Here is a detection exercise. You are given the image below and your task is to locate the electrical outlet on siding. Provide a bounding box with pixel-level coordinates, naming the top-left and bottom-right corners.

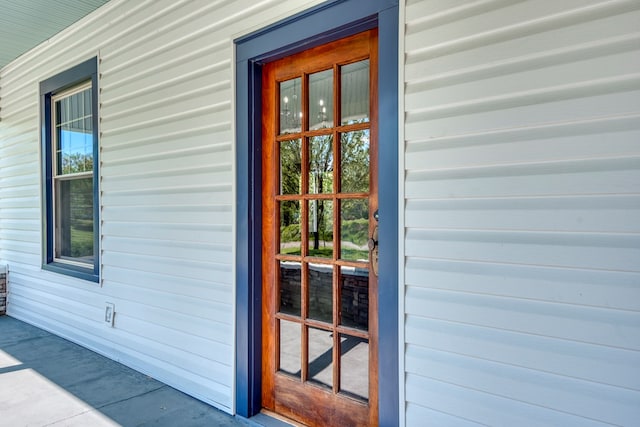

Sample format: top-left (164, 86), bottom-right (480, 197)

top-left (104, 302), bottom-right (115, 327)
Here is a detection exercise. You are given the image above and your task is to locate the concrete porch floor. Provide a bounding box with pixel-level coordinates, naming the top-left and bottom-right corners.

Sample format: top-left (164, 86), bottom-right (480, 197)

top-left (0, 316), bottom-right (281, 427)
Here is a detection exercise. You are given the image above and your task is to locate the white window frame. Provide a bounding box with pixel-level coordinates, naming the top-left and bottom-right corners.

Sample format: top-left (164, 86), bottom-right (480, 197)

top-left (51, 82), bottom-right (95, 267)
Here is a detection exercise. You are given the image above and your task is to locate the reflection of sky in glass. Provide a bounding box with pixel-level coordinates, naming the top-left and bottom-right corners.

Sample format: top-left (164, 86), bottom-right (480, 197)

top-left (55, 88), bottom-right (93, 175)
top-left (57, 129), bottom-right (93, 175)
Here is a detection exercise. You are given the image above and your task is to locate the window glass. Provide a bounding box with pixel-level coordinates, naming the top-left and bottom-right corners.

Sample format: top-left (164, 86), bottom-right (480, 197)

top-left (280, 201), bottom-right (301, 255)
top-left (308, 199), bottom-right (333, 259)
top-left (339, 334), bottom-right (368, 401)
top-left (52, 84), bottom-right (95, 268)
top-left (279, 139), bottom-right (302, 195)
top-left (341, 60), bottom-right (369, 125)
top-left (308, 262), bottom-right (333, 323)
top-left (55, 88), bottom-right (93, 176)
top-left (309, 69), bottom-right (333, 130)
top-left (279, 319), bottom-right (301, 378)
top-left (55, 177), bottom-right (94, 263)
top-left (339, 200), bottom-right (368, 262)
top-left (340, 130), bottom-right (369, 193)
top-left (309, 135), bottom-right (334, 195)
top-left (279, 261), bottom-right (301, 316)
top-left (280, 78), bottom-right (302, 134)
top-left (308, 327), bottom-right (333, 389)
top-left (41, 58), bottom-right (98, 281)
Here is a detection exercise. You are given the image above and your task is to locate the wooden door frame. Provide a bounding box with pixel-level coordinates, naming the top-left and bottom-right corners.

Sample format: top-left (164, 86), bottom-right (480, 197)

top-left (234, 1), bottom-right (399, 425)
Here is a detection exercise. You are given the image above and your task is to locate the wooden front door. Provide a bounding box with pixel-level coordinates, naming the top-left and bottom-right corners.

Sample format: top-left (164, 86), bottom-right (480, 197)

top-left (261, 30), bottom-right (379, 426)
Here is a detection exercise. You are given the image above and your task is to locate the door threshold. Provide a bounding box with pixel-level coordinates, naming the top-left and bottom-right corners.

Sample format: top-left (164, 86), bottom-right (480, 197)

top-left (248, 410), bottom-right (306, 427)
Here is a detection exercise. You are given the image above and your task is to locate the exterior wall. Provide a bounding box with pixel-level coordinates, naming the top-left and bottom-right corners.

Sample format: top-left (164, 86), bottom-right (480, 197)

top-left (0, 266), bottom-right (6, 315)
top-left (2, 0), bottom-right (640, 424)
top-left (403, 0), bottom-right (640, 425)
top-left (0, 0), bottom-right (321, 413)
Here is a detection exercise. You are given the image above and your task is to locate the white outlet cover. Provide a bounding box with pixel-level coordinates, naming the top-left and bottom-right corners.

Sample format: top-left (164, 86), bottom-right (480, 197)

top-left (105, 302), bottom-right (115, 326)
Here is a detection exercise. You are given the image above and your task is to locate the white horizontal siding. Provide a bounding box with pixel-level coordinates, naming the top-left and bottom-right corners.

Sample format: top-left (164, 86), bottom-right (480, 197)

top-left (0, 94), bottom-right (40, 269)
top-left (403, 0), bottom-right (640, 425)
top-left (0, 0), bottom-right (323, 414)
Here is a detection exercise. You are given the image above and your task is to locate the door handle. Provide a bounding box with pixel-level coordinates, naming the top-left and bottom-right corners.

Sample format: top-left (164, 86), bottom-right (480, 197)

top-left (369, 209), bottom-right (379, 276)
top-left (369, 226), bottom-right (379, 276)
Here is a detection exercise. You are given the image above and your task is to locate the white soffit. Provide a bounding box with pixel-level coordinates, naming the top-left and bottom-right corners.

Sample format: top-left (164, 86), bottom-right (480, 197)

top-left (0, 0), bottom-right (111, 70)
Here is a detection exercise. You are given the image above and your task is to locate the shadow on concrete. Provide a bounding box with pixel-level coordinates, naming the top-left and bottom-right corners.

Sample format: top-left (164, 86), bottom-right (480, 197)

top-left (0, 316), bottom-right (251, 427)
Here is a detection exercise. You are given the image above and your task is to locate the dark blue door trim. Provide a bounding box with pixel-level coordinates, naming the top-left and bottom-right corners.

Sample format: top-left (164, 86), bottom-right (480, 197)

top-left (235, 1), bottom-right (399, 424)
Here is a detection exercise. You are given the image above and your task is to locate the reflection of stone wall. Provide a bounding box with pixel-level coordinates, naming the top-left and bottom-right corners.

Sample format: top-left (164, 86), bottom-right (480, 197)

top-left (279, 263), bottom-right (368, 330)
top-left (0, 266), bottom-right (7, 315)
top-left (280, 263), bottom-right (301, 315)
top-left (308, 264), bottom-right (333, 323)
top-left (340, 268), bottom-right (369, 330)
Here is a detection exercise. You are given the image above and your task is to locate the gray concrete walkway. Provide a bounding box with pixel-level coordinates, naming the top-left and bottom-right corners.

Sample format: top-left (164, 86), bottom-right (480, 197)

top-left (0, 316), bottom-right (262, 427)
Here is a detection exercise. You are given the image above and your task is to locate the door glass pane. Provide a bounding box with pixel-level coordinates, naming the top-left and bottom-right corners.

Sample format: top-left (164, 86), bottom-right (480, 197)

top-left (308, 199), bottom-right (333, 259)
top-left (341, 60), bottom-right (369, 125)
top-left (340, 266), bottom-right (368, 331)
top-left (55, 177), bottom-right (94, 263)
top-left (309, 135), bottom-right (333, 194)
top-left (308, 327), bottom-right (333, 389)
top-left (280, 201), bottom-right (301, 255)
top-left (308, 263), bottom-right (333, 324)
top-left (280, 139), bottom-right (302, 195)
top-left (279, 319), bottom-right (301, 378)
top-left (279, 261), bottom-right (301, 317)
top-left (340, 130), bottom-right (369, 193)
top-left (309, 69), bottom-right (334, 130)
top-left (340, 199), bottom-right (368, 261)
top-left (280, 78), bottom-right (302, 134)
top-left (340, 334), bottom-right (368, 401)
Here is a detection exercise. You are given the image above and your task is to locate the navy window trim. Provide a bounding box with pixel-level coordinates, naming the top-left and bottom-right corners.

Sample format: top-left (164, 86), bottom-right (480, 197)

top-left (234, 1), bottom-right (399, 424)
top-left (40, 57), bottom-right (100, 283)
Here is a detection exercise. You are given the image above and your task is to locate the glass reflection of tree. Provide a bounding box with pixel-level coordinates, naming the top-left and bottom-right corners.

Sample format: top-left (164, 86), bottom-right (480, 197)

top-left (280, 141), bottom-right (302, 249)
top-left (65, 178), bottom-right (94, 258)
top-left (341, 130), bottom-right (369, 194)
top-left (279, 131), bottom-right (369, 254)
top-left (280, 140), bottom-right (302, 195)
top-left (341, 130), bottom-right (370, 260)
top-left (63, 152), bottom-right (93, 174)
top-left (310, 135), bottom-right (333, 251)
